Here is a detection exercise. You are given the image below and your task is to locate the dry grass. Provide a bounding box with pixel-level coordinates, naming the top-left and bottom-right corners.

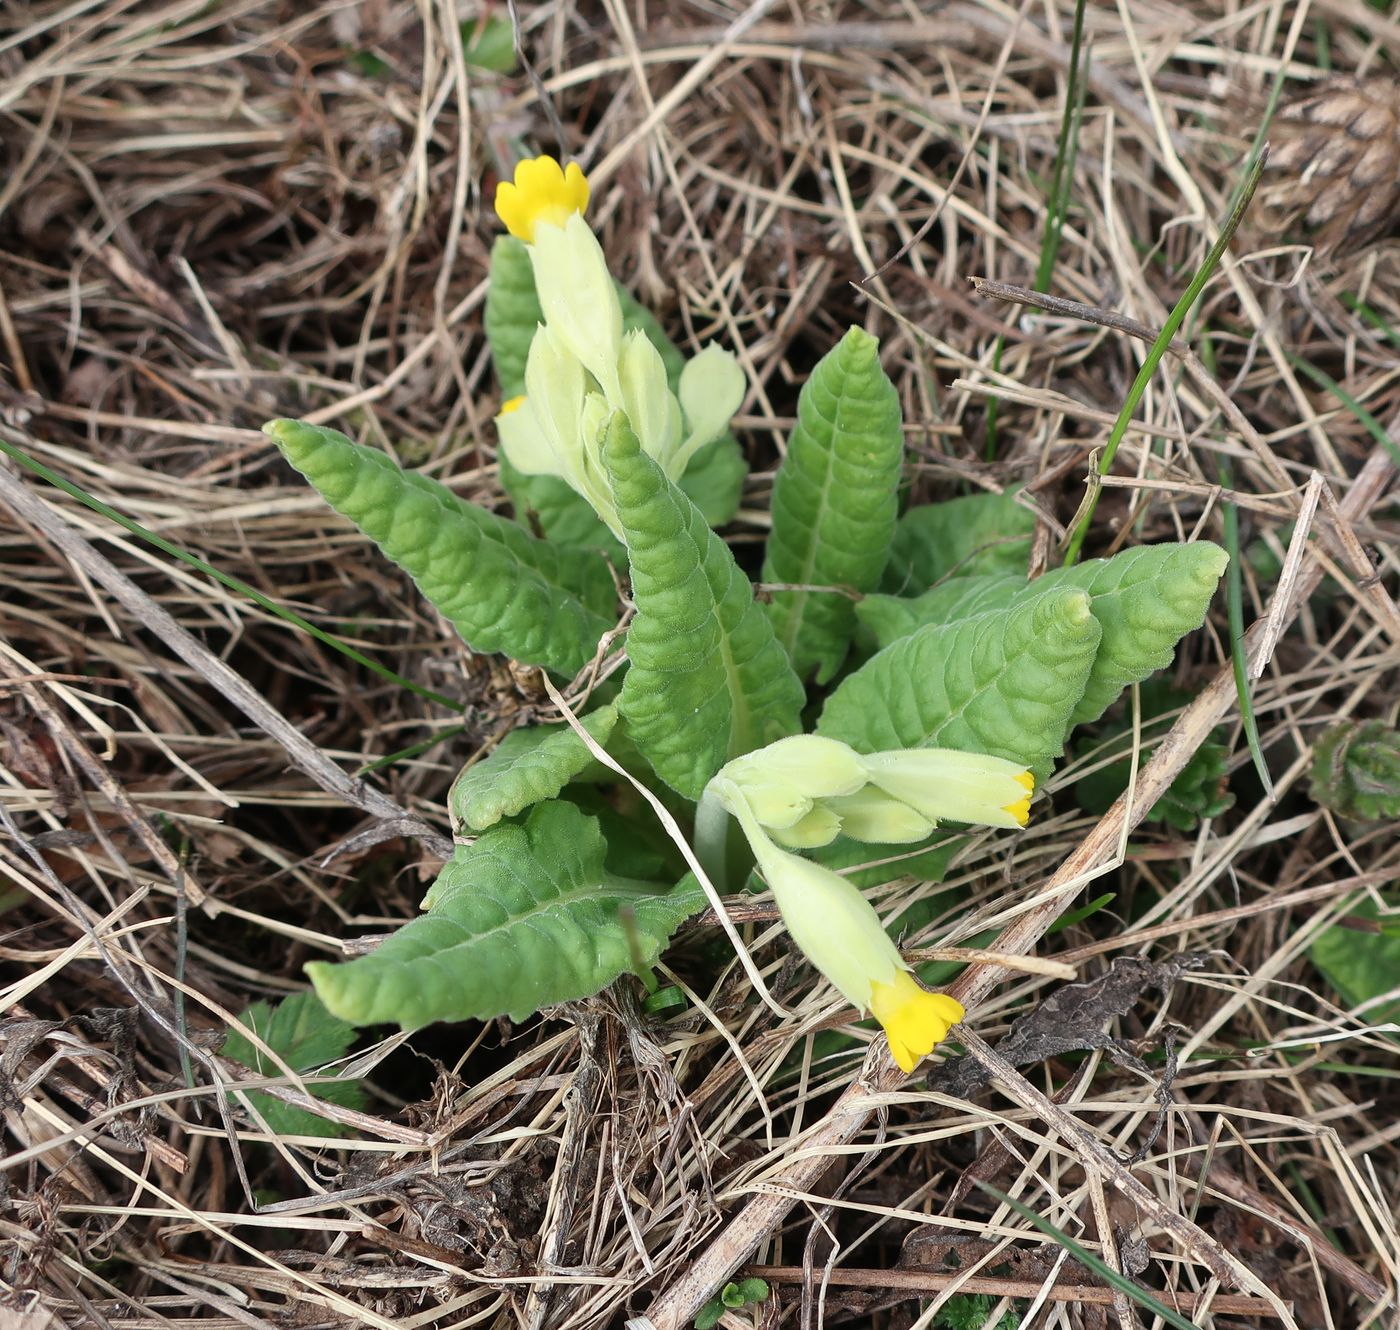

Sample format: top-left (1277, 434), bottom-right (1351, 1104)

top-left (2, 2), bottom-right (1398, 1328)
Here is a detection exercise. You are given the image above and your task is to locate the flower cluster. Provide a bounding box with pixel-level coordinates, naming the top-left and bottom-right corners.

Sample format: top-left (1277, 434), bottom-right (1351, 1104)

top-left (492, 156), bottom-right (745, 539)
top-left (703, 736), bottom-right (1035, 1072)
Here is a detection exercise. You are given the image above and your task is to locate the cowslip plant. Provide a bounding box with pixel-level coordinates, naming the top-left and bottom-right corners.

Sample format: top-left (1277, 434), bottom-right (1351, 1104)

top-left (265, 154), bottom-right (1230, 1068)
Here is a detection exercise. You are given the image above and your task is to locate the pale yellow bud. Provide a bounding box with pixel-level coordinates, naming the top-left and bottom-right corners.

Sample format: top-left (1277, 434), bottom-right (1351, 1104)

top-left (530, 213), bottom-right (624, 403)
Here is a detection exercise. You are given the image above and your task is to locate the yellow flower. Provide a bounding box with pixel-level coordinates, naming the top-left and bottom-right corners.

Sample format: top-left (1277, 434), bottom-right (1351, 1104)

top-left (859, 749), bottom-right (1035, 830)
top-left (494, 156), bottom-right (590, 244)
top-left (869, 971), bottom-right (964, 1073)
top-left (716, 786), bottom-right (964, 1072)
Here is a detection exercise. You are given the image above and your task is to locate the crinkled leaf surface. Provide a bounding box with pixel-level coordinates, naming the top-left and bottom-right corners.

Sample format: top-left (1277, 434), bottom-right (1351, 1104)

top-left (604, 415), bottom-right (804, 799)
top-left (1310, 895), bottom-right (1400, 1034)
top-left (762, 326), bottom-right (903, 682)
top-left (267, 419), bottom-right (614, 675)
top-left (449, 705), bottom-right (618, 831)
top-left (308, 802), bottom-right (704, 1029)
top-left (222, 992), bottom-right (364, 1137)
top-left (486, 236), bottom-right (746, 538)
top-left (858, 574), bottom-right (1017, 646)
top-left (484, 235), bottom-right (542, 398)
top-left (859, 542), bottom-right (1228, 726)
top-left (817, 587), bottom-right (1102, 778)
top-left (883, 489), bottom-right (1036, 593)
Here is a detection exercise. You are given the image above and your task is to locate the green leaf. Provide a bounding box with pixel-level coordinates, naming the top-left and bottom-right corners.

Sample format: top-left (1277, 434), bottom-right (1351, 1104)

top-left (484, 235), bottom-right (541, 399)
top-left (694, 1299), bottom-right (725, 1330)
top-left (266, 419), bottom-right (615, 676)
top-left (817, 588), bottom-right (1102, 779)
top-left (762, 327), bottom-right (904, 681)
top-left (604, 414), bottom-right (805, 799)
top-left (449, 706), bottom-right (618, 831)
top-left (883, 488), bottom-right (1036, 592)
top-left (1037, 542), bottom-right (1228, 726)
top-left (858, 574), bottom-right (1020, 647)
top-left (308, 802), bottom-right (704, 1029)
top-left (222, 992), bottom-right (364, 1137)
top-left (1310, 721), bottom-right (1400, 822)
top-left (1311, 895), bottom-right (1400, 1031)
top-left (860, 543), bottom-right (1229, 727)
top-left (460, 15), bottom-right (517, 72)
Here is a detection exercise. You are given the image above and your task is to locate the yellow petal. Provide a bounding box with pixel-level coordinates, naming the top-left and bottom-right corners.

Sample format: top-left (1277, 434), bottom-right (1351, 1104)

top-left (1001, 770), bottom-right (1035, 826)
top-left (868, 971), bottom-right (964, 1072)
top-left (494, 156), bottom-right (590, 243)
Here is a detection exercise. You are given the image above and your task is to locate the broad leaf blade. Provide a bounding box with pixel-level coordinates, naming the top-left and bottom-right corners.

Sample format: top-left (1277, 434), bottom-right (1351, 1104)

top-left (604, 414), bottom-right (805, 799)
top-left (483, 235), bottom-right (542, 398)
top-left (1310, 894), bottom-right (1400, 1032)
top-left (763, 326), bottom-right (904, 681)
top-left (857, 574), bottom-right (1019, 648)
top-left (817, 587), bottom-right (1102, 777)
top-left (449, 705), bottom-right (618, 831)
top-left (883, 489), bottom-right (1036, 593)
top-left (308, 802), bottom-right (704, 1029)
top-left (267, 420), bottom-right (615, 676)
top-left (223, 992), bottom-right (364, 1137)
top-left (858, 542), bottom-right (1229, 727)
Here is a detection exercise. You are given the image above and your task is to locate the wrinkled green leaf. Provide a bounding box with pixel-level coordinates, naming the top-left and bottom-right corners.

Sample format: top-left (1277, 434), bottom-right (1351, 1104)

top-left (223, 992), bottom-right (364, 1137)
top-left (1311, 895), bottom-right (1400, 1032)
top-left (860, 542), bottom-right (1229, 727)
top-left (266, 419), bottom-right (614, 676)
top-left (858, 573), bottom-right (1016, 646)
top-left (1311, 720), bottom-right (1400, 822)
top-left (604, 414), bottom-right (804, 798)
top-left (308, 802), bottom-right (704, 1029)
top-left (450, 706), bottom-right (618, 831)
top-left (762, 327), bottom-right (904, 681)
top-left (883, 488), bottom-right (1036, 592)
top-left (817, 588), bottom-right (1102, 778)
top-left (484, 235), bottom-right (542, 400)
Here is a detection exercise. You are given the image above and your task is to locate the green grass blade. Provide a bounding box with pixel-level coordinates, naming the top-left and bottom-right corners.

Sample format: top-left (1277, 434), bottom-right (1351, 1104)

top-left (976, 1182), bottom-right (1197, 1330)
top-left (1062, 154), bottom-right (1265, 565)
top-left (0, 435), bottom-right (460, 710)
top-left (1287, 355), bottom-right (1400, 467)
top-left (1218, 454), bottom-right (1273, 795)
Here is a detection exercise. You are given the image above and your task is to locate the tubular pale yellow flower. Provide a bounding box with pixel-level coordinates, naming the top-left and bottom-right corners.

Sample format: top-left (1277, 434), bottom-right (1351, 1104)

top-left (494, 156), bottom-right (589, 244)
top-left (717, 735), bottom-right (867, 831)
top-left (821, 786), bottom-right (934, 844)
top-left (618, 330), bottom-right (682, 464)
top-left (670, 343), bottom-right (746, 478)
top-left (859, 748), bottom-right (1035, 829)
top-left (716, 785), bottom-right (962, 1071)
top-left (491, 155), bottom-right (745, 520)
top-left (530, 213), bottom-right (624, 404)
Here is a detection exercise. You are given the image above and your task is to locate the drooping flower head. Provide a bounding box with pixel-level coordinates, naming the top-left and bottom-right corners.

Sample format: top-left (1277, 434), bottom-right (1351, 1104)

top-left (711, 775), bottom-right (965, 1072)
top-left (702, 735), bottom-right (1034, 1072)
top-left (490, 155), bottom-right (745, 539)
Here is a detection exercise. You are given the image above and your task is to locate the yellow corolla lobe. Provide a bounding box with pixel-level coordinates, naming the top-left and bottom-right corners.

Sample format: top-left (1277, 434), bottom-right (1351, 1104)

top-left (1002, 770), bottom-right (1035, 827)
top-left (869, 971), bottom-right (965, 1073)
top-left (494, 156), bottom-right (590, 243)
